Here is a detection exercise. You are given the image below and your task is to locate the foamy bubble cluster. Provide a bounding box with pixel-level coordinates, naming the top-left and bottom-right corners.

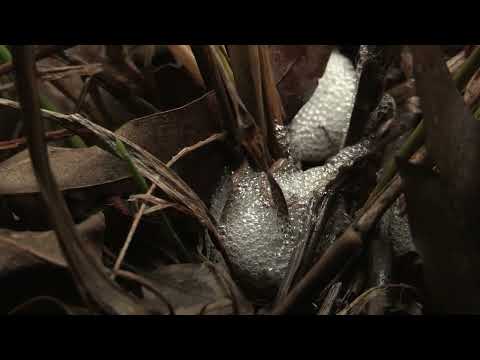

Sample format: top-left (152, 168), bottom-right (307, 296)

top-left (289, 49), bottom-right (359, 162)
top-left (218, 141), bottom-right (370, 295)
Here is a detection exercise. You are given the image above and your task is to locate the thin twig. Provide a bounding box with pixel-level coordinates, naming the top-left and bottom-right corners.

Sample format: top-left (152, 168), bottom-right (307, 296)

top-left (114, 136), bottom-right (191, 266)
top-left (111, 132), bottom-right (228, 278)
top-left (167, 132), bottom-right (226, 166)
top-left (111, 183), bottom-right (155, 279)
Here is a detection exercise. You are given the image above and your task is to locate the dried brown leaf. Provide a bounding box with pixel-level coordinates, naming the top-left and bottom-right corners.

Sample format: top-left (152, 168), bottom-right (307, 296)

top-left (0, 213), bottom-right (105, 272)
top-left (0, 146), bottom-right (129, 195)
top-left (142, 263), bottom-right (253, 315)
top-left (0, 95), bottom-right (232, 268)
top-left (0, 92), bottom-right (227, 204)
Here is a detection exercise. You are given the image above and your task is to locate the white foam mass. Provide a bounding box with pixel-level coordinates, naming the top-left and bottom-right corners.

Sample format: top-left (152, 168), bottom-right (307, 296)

top-left (289, 49), bottom-right (359, 162)
top-left (218, 141), bottom-right (370, 295)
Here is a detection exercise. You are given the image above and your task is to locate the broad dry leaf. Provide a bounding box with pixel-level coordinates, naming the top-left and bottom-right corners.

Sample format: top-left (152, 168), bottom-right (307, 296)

top-left (143, 263), bottom-right (253, 315)
top-left (0, 92), bottom-right (227, 203)
top-left (0, 146), bottom-right (129, 194)
top-left (0, 213), bottom-right (105, 273)
top-left (0, 96), bottom-right (230, 265)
